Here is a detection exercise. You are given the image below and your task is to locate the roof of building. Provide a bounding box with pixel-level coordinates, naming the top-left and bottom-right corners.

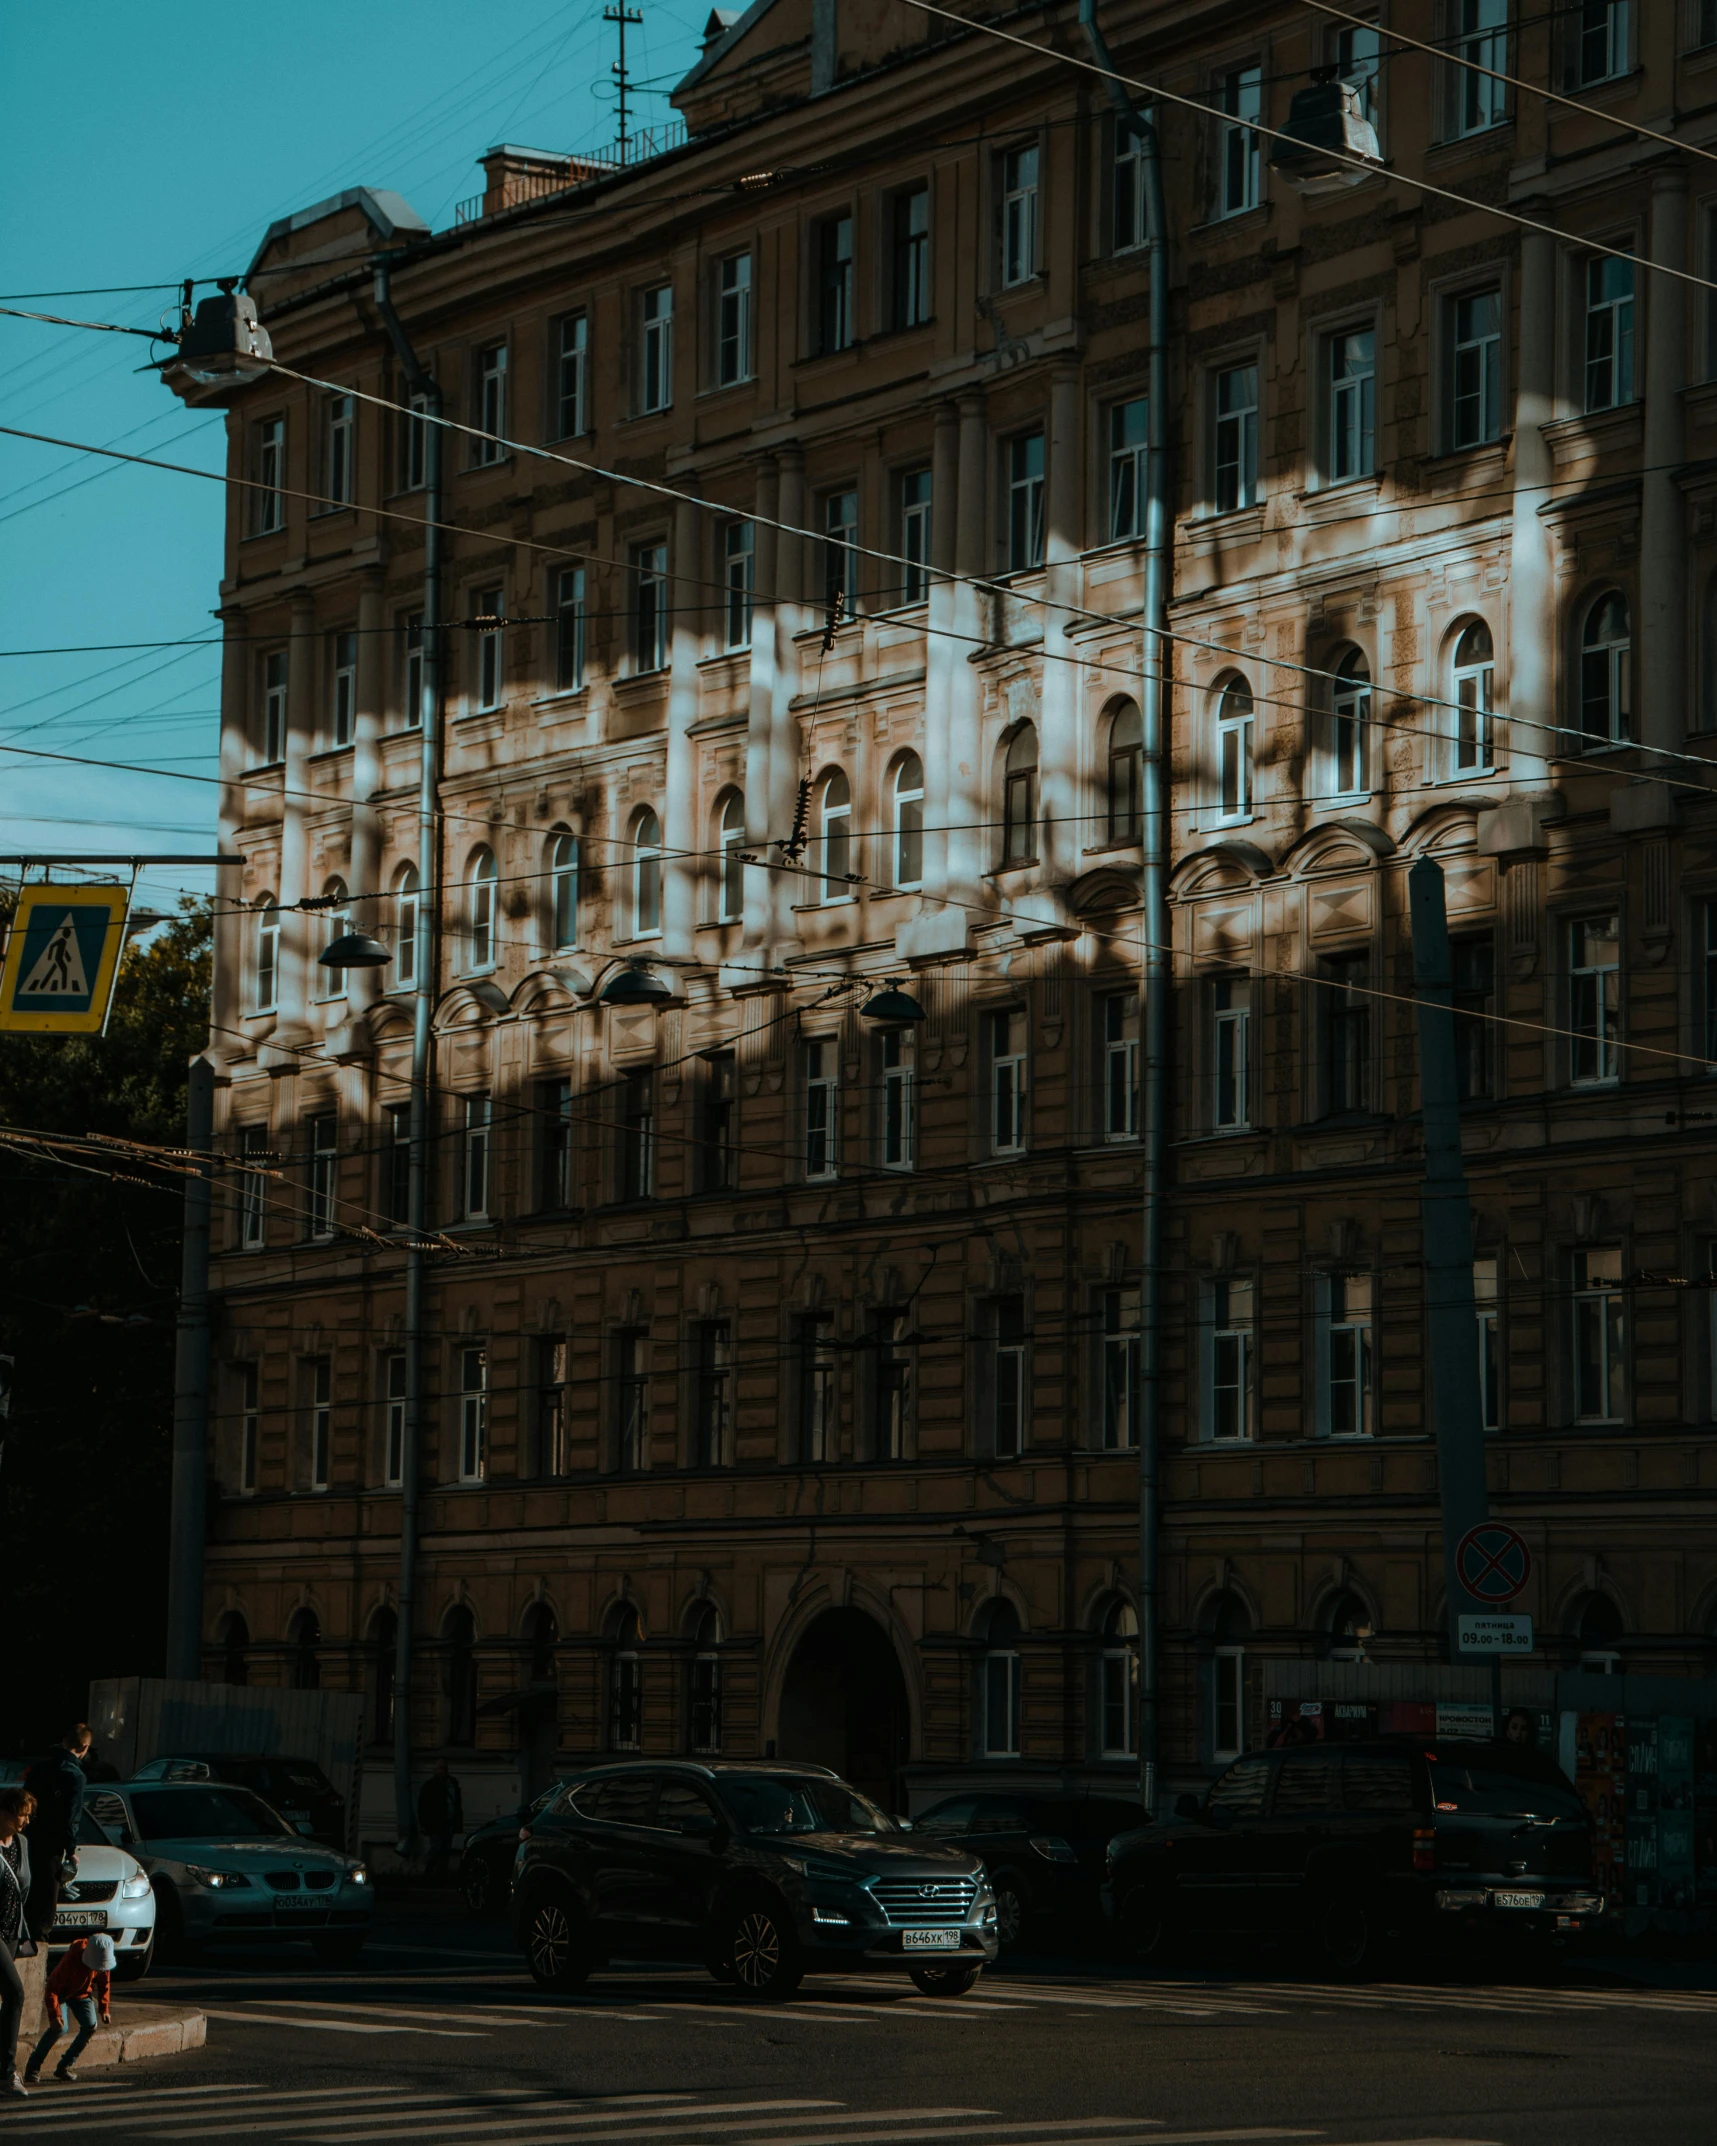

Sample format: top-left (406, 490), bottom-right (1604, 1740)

top-left (246, 186), bottom-right (429, 280)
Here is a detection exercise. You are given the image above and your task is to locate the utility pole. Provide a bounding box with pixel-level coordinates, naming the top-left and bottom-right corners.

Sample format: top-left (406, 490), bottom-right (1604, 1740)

top-left (605, 3), bottom-right (643, 162)
top-left (165, 1055), bottom-right (215, 1680)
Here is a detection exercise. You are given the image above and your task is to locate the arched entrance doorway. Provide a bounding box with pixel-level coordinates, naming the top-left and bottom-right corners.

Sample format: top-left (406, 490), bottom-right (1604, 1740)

top-left (777, 1608), bottom-right (910, 1809)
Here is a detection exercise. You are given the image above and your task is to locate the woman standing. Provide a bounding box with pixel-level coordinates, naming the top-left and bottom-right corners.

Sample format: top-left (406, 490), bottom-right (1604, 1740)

top-left (0, 1786), bottom-right (36, 2098)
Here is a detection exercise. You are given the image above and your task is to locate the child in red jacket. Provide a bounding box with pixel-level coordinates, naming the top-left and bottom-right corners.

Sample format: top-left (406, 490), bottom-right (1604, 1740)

top-left (22, 1933), bottom-right (112, 2084)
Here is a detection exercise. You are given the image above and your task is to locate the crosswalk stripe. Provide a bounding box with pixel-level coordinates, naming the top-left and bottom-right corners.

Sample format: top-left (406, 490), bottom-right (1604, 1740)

top-left (199, 2008), bottom-right (487, 2039)
top-left (740, 2133), bottom-right (1311, 2146)
top-left (304, 2108), bottom-right (976, 2146)
top-left (144, 2097), bottom-right (838, 2144)
top-left (235, 1998), bottom-right (551, 2029)
top-left (0, 2088), bottom-right (413, 2130)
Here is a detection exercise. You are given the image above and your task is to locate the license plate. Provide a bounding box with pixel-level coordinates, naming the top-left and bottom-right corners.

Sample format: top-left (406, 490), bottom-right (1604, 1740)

top-left (902, 1928), bottom-right (960, 1951)
top-left (1492, 1890), bottom-right (1545, 1910)
top-left (274, 1895), bottom-right (328, 1913)
top-left (54, 1910), bottom-right (107, 1929)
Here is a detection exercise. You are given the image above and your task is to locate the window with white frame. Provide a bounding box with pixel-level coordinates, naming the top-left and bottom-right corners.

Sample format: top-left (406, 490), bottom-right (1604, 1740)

top-left (474, 343), bottom-right (507, 462)
top-left (892, 185), bottom-right (931, 328)
top-left (1322, 949), bottom-right (1372, 1114)
top-left (620, 1071), bottom-right (655, 1201)
top-left (900, 469), bottom-right (932, 604)
top-left (329, 629), bottom-right (356, 748)
top-left (608, 1605), bottom-right (643, 1737)
top-left (1113, 115), bottom-right (1148, 253)
top-left (717, 252), bottom-right (752, 385)
top-left (536, 1338), bottom-right (568, 1476)
top-left (401, 611), bottom-right (424, 731)
top-left (631, 808), bottom-right (662, 937)
top-left (307, 1112), bottom-right (337, 1238)
top-left (699, 1051), bottom-right (737, 1194)
top-left (253, 415), bottom-right (285, 534)
top-left (461, 1093), bottom-right (491, 1219)
top-left (690, 1607), bottom-right (723, 1752)
top-left (549, 831), bottom-right (578, 951)
top-left (892, 751), bottom-right (924, 887)
top-left (1474, 1253), bottom-right (1501, 1430)
top-left (992, 1294), bottom-right (1028, 1457)
top-left (1584, 255), bottom-right (1635, 411)
top-left (238, 1362), bottom-right (259, 1493)
top-left (1006, 431), bottom-right (1045, 570)
top-left (540, 1077), bottom-right (573, 1213)
top-left (1449, 0), bottom-right (1508, 136)
top-left (1333, 15), bottom-right (1382, 129)
top-left (981, 1602), bottom-right (1023, 1754)
top-left (694, 1319), bottom-right (733, 1468)
top-left (822, 489), bottom-right (858, 621)
top-left (1205, 1275), bottom-right (1255, 1441)
top-left (1448, 286), bottom-right (1503, 448)
top-left (472, 585), bottom-right (504, 711)
top-left (1568, 914), bottom-right (1620, 1083)
top-left (1572, 0), bottom-right (1628, 86)
top-left (1001, 143), bottom-right (1039, 286)
top-left (989, 1009), bottom-right (1027, 1154)
top-left (1327, 327), bottom-right (1376, 481)
top-left (253, 899), bottom-right (279, 1016)
top-left (554, 311), bottom-right (587, 438)
top-left (880, 1025), bottom-right (915, 1169)
top-left (615, 1332), bottom-right (648, 1470)
top-left (1217, 65), bottom-right (1263, 217)
top-left (818, 767), bottom-right (852, 899)
top-left (722, 520), bottom-right (754, 650)
top-left (804, 1039), bottom-right (839, 1179)
top-left (1100, 1287), bottom-right (1139, 1450)
top-left (1330, 648), bottom-right (1369, 798)
top-left (1100, 1602), bottom-right (1138, 1754)
top-left (1107, 699), bottom-right (1142, 840)
top-left (717, 790), bottom-right (746, 923)
top-left (1211, 1617), bottom-right (1247, 1762)
top-left (240, 1122), bottom-right (269, 1247)
top-left (308, 1356), bottom-right (332, 1491)
top-left (872, 1309), bottom-right (912, 1460)
top-left (1211, 975), bottom-right (1251, 1130)
top-left (323, 392), bottom-right (354, 507)
top-left (816, 215), bottom-right (854, 354)
top-left (458, 1344), bottom-right (488, 1480)
top-left (1215, 676), bottom-right (1254, 821)
top-left (1571, 1246), bottom-right (1624, 1421)
top-left (1213, 363), bottom-right (1259, 511)
top-left (1108, 396), bottom-right (1149, 541)
top-left (1102, 992), bottom-right (1139, 1140)
top-left (384, 1350), bottom-right (406, 1487)
top-left (1001, 723), bottom-right (1038, 864)
top-left (1579, 592), bottom-right (1631, 746)
top-left (386, 1104), bottom-right (412, 1228)
top-left (467, 847), bottom-right (497, 971)
top-left (632, 542), bottom-right (668, 673)
top-left (796, 1312), bottom-right (835, 1462)
top-left (393, 863), bottom-right (419, 987)
top-left (641, 284), bottom-right (673, 411)
top-left (1451, 618), bottom-right (1495, 772)
top-left (260, 649), bottom-right (287, 763)
top-left (1318, 1272), bottom-right (1374, 1437)
top-left (555, 567), bottom-right (586, 691)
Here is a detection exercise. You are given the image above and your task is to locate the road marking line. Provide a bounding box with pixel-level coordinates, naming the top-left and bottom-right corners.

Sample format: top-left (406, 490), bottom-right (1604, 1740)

top-left (302, 2108), bottom-right (967, 2146)
top-left (135, 2094), bottom-right (702, 2142)
top-left (235, 1997), bottom-right (552, 2029)
top-left (0, 2088), bottom-right (415, 2130)
top-left (198, 2008), bottom-right (487, 2039)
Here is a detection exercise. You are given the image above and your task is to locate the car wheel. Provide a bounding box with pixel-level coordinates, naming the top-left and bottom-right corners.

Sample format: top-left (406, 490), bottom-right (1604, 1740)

top-left (311, 1933), bottom-right (367, 1966)
top-left (521, 1887), bottom-right (595, 1991)
top-left (727, 1901), bottom-right (803, 2001)
top-left (908, 1963), bottom-right (982, 1997)
top-left (1117, 1884), bottom-right (1175, 1965)
top-left (113, 1939), bottom-right (153, 1983)
top-left (1316, 1892), bottom-right (1376, 1978)
top-left (461, 1858), bottom-right (493, 1916)
top-left (989, 1869), bottom-right (1028, 1950)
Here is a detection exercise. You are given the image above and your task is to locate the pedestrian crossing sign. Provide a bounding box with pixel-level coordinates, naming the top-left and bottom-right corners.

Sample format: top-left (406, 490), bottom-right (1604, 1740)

top-left (0, 882), bottom-right (131, 1033)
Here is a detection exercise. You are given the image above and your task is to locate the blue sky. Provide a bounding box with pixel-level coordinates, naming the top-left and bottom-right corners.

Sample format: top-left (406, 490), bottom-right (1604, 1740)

top-left (1, 0), bottom-right (709, 918)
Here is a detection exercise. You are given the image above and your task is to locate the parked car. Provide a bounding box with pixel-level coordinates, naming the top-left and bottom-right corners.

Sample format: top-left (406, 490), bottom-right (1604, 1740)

top-left (127, 1753), bottom-right (345, 1849)
top-left (86, 1780), bottom-right (372, 1964)
top-left (513, 1761), bottom-right (997, 2001)
top-left (460, 1781), bottom-right (578, 1914)
top-left (46, 1807), bottom-right (158, 1981)
top-left (913, 1792), bottom-right (1143, 1951)
top-left (1103, 1738), bottom-right (1603, 1975)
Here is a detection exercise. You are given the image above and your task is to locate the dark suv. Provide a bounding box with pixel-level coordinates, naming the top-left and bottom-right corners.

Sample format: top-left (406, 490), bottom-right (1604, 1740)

top-left (512, 1761), bottom-right (997, 2000)
top-left (1103, 1739), bottom-right (1601, 1975)
top-left (914, 1793), bottom-right (1142, 1949)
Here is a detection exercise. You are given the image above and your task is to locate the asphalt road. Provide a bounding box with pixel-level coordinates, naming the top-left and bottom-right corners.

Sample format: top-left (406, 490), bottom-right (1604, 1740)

top-left (12, 1901), bottom-right (1714, 2146)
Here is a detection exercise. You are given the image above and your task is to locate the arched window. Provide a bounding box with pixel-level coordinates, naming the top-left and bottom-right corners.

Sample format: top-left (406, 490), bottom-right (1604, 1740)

top-left (1325, 1590), bottom-right (1372, 1664)
top-left (1451, 619), bottom-right (1495, 774)
top-left (368, 1606), bottom-right (396, 1743)
top-left (1580, 593), bottom-right (1632, 747)
top-left (1205, 1592), bottom-right (1251, 1763)
top-left (1577, 1592), bottom-right (1624, 1674)
top-left (1001, 725), bottom-right (1038, 865)
top-left (980, 1600), bottom-right (1022, 1757)
top-left (607, 1604), bottom-right (643, 1750)
top-left (892, 753), bottom-right (924, 889)
top-left (217, 1610), bottom-right (249, 1688)
top-left (689, 1604), bottom-right (722, 1754)
top-left (254, 897), bottom-right (279, 1015)
top-left (1098, 1600), bottom-right (1138, 1758)
top-left (444, 1603), bottom-right (477, 1745)
top-left (549, 832), bottom-right (578, 951)
top-left (817, 769), bottom-right (852, 901)
top-left (393, 863), bottom-right (419, 988)
top-left (467, 847), bottom-right (497, 972)
top-left (287, 1607), bottom-right (321, 1692)
top-left (716, 791), bottom-right (746, 924)
top-left (1329, 650), bottom-right (1369, 799)
top-left (632, 810), bottom-right (662, 938)
top-left (1105, 700), bottom-right (1142, 841)
top-left (314, 877), bottom-right (350, 1002)
top-left (1214, 676), bottom-right (1253, 821)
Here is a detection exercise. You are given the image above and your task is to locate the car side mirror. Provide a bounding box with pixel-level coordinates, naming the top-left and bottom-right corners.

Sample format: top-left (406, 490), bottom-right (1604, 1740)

top-left (1174, 1793), bottom-right (1201, 1819)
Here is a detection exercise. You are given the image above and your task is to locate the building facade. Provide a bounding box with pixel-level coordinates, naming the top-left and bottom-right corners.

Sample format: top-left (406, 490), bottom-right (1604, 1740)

top-left (182, 0), bottom-right (1717, 1839)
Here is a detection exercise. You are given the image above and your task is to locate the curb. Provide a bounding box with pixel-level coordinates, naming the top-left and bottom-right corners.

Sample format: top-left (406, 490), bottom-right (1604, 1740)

top-left (48, 2002), bottom-right (209, 2071)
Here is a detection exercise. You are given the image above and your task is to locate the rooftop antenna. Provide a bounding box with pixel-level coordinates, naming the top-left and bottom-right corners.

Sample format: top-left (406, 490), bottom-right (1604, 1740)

top-left (604, 3), bottom-right (644, 162)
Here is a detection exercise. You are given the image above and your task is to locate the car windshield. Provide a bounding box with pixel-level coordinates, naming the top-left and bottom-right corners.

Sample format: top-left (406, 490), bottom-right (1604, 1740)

top-left (74, 1810), bottom-right (115, 1848)
top-left (129, 1787), bottom-right (296, 1841)
top-left (716, 1775), bottom-right (895, 1837)
top-left (1429, 1760), bottom-right (1585, 1820)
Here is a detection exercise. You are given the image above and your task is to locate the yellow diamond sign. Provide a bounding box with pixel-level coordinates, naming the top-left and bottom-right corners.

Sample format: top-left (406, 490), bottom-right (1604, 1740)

top-left (0, 883), bottom-right (131, 1033)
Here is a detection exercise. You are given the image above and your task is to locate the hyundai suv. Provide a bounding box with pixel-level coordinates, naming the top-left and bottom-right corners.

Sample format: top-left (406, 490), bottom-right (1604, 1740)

top-left (512, 1761), bottom-right (997, 2000)
top-left (1103, 1738), bottom-right (1601, 1975)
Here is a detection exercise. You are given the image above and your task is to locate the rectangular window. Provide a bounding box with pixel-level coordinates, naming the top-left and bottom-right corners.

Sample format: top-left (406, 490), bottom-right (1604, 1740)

top-left (620, 1071), bottom-right (655, 1201)
top-left (1218, 65), bottom-right (1263, 217)
top-left (1571, 1247), bottom-right (1624, 1421)
top-left (984, 1639), bottom-right (1022, 1757)
top-left (1474, 1255), bottom-right (1500, 1431)
top-left (880, 1026), bottom-right (915, 1169)
top-left (1212, 976), bottom-right (1251, 1129)
top-left (309, 1356), bottom-right (332, 1491)
top-left (402, 611), bottom-right (424, 732)
top-left (1113, 115), bottom-right (1148, 253)
top-left (1213, 1649), bottom-right (1244, 1762)
top-left (699, 1050), bottom-right (737, 1192)
top-left (554, 312), bottom-right (588, 437)
top-left (1327, 327), bottom-right (1376, 481)
top-left (553, 566), bottom-right (586, 692)
top-left (1322, 951), bottom-right (1372, 1114)
top-left (1584, 256), bottom-right (1635, 412)
top-left (694, 1320), bottom-right (732, 1468)
top-left (1321, 1273), bottom-right (1374, 1437)
top-left (1102, 993), bottom-right (1139, 1141)
top-left (900, 468), bottom-right (932, 605)
top-left (797, 1314), bottom-right (835, 1463)
top-left (1208, 1277), bottom-right (1255, 1441)
top-left (716, 252), bottom-right (752, 385)
top-left (458, 1344), bottom-right (487, 1481)
top-left (1452, 621), bottom-right (1494, 772)
top-left (1448, 287), bottom-right (1503, 449)
top-left (536, 1338), bottom-right (568, 1477)
top-left (261, 648), bottom-right (287, 764)
top-left (892, 185), bottom-right (931, 327)
top-left (873, 1310), bottom-right (912, 1461)
top-left (307, 1113), bottom-right (337, 1240)
top-left (471, 586), bottom-right (503, 712)
top-left (329, 629), bottom-right (357, 748)
top-left (1573, 0), bottom-right (1628, 86)
top-left (1001, 143), bottom-right (1039, 286)
top-left (1108, 397), bottom-right (1149, 542)
top-left (1214, 364), bottom-right (1259, 512)
top-left (384, 1351), bottom-right (406, 1487)
top-left (989, 1009), bottom-right (1027, 1155)
top-left (817, 216), bottom-right (854, 355)
top-left (1452, 936), bottom-right (1495, 1102)
top-left (462, 1094), bottom-right (491, 1218)
top-left (1450, 0), bottom-right (1508, 136)
top-left (400, 383), bottom-right (430, 492)
top-left (1006, 431), bottom-right (1045, 572)
top-left (722, 520), bottom-right (754, 650)
top-left (1334, 16), bottom-right (1382, 130)
top-left (540, 1076), bottom-right (573, 1211)
top-left (239, 1362), bottom-right (259, 1494)
top-left (323, 392), bottom-right (354, 507)
top-left (993, 1293), bottom-right (1028, 1458)
top-left (805, 1039), bottom-right (839, 1180)
top-left (822, 489), bottom-right (858, 620)
top-left (240, 1124), bottom-right (269, 1249)
top-left (253, 416), bottom-right (285, 534)
top-left (615, 1328), bottom-right (647, 1471)
top-left (386, 1103), bottom-right (412, 1228)
top-left (632, 543), bottom-right (667, 672)
top-left (1568, 915), bottom-right (1620, 1084)
top-left (1101, 1286), bottom-right (1139, 1450)
top-left (641, 284), bottom-right (673, 412)
top-left (475, 343), bottom-right (508, 463)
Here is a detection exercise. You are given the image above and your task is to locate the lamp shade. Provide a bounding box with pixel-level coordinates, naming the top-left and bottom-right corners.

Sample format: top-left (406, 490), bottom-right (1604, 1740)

top-left (600, 963), bottom-right (673, 1007)
top-left (860, 984), bottom-right (927, 1024)
top-left (172, 286), bottom-right (275, 384)
top-left (1269, 77), bottom-right (1382, 192)
top-left (318, 931), bottom-right (393, 971)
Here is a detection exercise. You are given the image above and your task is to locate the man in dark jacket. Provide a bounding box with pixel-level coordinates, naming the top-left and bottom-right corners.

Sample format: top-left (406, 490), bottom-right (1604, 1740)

top-left (23, 1726), bottom-right (90, 1943)
top-left (417, 1760), bottom-right (463, 1878)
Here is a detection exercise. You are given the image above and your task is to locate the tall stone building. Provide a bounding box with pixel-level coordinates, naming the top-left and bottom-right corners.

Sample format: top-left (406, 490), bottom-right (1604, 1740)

top-left (178, 0), bottom-right (1717, 1841)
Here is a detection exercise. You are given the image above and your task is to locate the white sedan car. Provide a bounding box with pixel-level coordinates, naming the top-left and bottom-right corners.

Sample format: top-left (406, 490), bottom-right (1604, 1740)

top-left (50, 1808), bottom-right (158, 1980)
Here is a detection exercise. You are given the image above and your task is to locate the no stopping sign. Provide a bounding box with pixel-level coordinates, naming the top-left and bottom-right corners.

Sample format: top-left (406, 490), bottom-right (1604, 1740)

top-left (1455, 1522), bottom-right (1531, 1606)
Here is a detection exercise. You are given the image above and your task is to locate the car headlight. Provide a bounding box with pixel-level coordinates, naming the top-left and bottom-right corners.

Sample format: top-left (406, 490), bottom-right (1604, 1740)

top-left (182, 1865), bottom-right (251, 1890)
top-left (119, 1873), bottom-right (152, 1900)
top-left (346, 1864), bottom-right (369, 1886)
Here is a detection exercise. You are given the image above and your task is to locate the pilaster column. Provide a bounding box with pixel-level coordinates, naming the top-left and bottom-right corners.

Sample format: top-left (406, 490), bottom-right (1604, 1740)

top-left (1039, 364), bottom-right (1083, 890)
top-left (213, 609), bottom-right (249, 1059)
top-left (1642, 170), bottom-right (1688, 755)
top-left (920, 403), bottom-right (961, 911)
top-left (946, 391), bottom-right (989, 913)
top-left (664, 488), bottom-right (703, 959)
top-left (769, 448), bottom-right (806, 948)
top-left (1508, 229), bottom-right (1557, 785)
top-left (740, 457), bottom-right (779, 961)
top-left (275, 592), bottom-right (317, 1042)
top-left (348, 568), bottom-right (386, 1015)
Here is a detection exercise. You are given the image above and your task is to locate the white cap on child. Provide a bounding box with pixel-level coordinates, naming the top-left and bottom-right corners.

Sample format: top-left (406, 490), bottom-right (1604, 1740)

top-left (83, 1934), bottom-right (117, 1971)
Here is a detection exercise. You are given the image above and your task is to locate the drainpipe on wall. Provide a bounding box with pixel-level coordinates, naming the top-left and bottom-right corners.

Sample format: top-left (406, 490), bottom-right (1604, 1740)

top-left (372, 261), bottom-right (444, 1859)
top-left (1079, 0), bottom-right (1171, 1821)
